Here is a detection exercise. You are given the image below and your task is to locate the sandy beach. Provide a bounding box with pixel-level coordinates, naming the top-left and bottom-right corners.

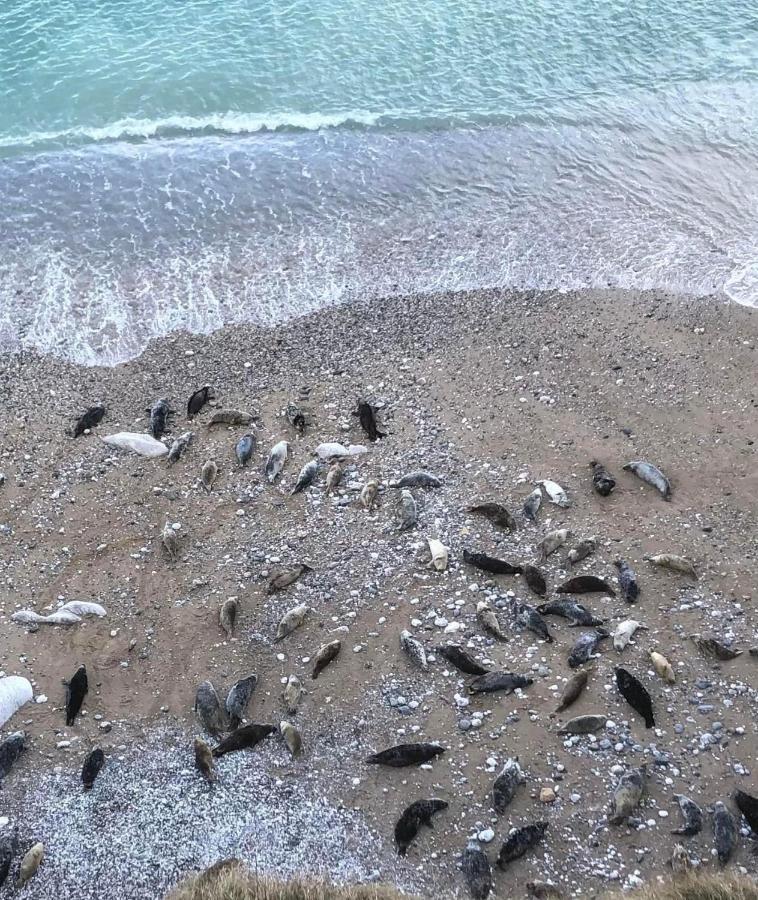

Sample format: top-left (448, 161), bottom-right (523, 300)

top-left (1, 287), bottom-right (757, 899)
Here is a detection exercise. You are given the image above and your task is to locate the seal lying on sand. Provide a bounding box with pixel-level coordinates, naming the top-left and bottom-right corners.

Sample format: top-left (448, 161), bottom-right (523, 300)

top-left (81, 747), bottom-right (105, 790)
top-left (492, 758), bottom-right (525, 814)
top-left (366, 743), bottom-right (445, 767)
top-left (615, 667), bottom-right (655, 728)
top-left (355, 400), bottom-right (385, 441)
top-left (461, 839), bottom-right (492, 900)
top-left (497, 822), bottom-right (548, 869)
top-left (212, 724), bottom-right (276, 758)
top-left (394, 799), bottom-right (448, 855)
top-left (671, 794), bottom-right (703, 836)
top-left (609, 766), bottom-right (646, 824)
top-left (73, 404), bottom-right (106, 437)
top-left (187, 386), bottom-right (212, 418)
top-left (623, 460), bottom-right (671, 499)
top-left (65, 665), bottom-right (88, 726)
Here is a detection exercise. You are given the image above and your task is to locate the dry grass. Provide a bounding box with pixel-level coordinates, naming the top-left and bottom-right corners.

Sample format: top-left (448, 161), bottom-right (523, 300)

top-left (168, 865), bottom-right (758, 900)
top-left (608, 872), bottom-right (758, 900)
top-left (165, 861), bottom-right (413, 900)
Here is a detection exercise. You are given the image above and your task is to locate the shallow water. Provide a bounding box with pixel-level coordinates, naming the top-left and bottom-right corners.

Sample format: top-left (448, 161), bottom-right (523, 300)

top-left (1, 0), bottom-right (757, 363)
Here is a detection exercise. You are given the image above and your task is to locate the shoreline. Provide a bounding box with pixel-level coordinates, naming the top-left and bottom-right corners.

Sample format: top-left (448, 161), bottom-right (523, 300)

top-left (0, 285), bottom-right (728, 374)
top-left (1, 287), bottom-right (757, 899)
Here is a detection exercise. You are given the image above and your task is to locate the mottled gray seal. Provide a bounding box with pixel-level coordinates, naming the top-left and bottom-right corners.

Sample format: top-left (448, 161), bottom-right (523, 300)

top-left (396, 490), bottom-right (417, 530)
top-left (567, 537), bottom-right (596, 566)
top-left (208, 409), bottom-right (254, 427)
top-left (476, 601), bottom-right (508, 641)
top-left (522, 488), bottom-right (542, 523)
top-left (0, 731), bottom-right (26, 781)
top-left (468, 672), bottom-right (533, 696)
top-left (609, 766), bottom-right (646, 824)
top-left (614, 559), bottom-right (639, 603)
top-left (671, 794), bottom-right (703, 836)
top-left (267, 563), bottom-right (311, 594)
top-left (235, 433), bottom-right (256, 467)
top-left (467, 502), bottom-right (517, 531)
top-left (537, 528), bottom-right (571, 561)
top-left (283, 674), bottom-right (304, 714)
top-left (360, 479), bottom-right (379, 511)
top-left (514, 602), bottom-right (553, 643)
top-left (558, 714), bottom-right (606, 735)
top-left (264, 440), bottom-right (289, 482)
top-left (461, 839), bottom-right (492, 900)
top-left (623, 460), bottom-right (671, 499)
top-left (0, 828), bottom-right (18, 888)
top-left (167, 430), bottom-right (194, 464)
top-left (390, 471), bottom-right (442, 489)
top-left (590, 460), bottom-right (615, 496)
top-left (201, 459), bottom-right (218, 492)
top-left (312, 640), bottom-right (341, 679)
top-left (292, 459), bottom-right (319, 493)
top-left (325, 461), bottom-right (343, 495)
top-left (712, 801), bottom-right (736, 866)
top-left (225, 674), bottom-right (257, 727)
top-left (399, 631), bottom-right (427, 671)
top-left (568, 630), bottom-right (608, 668)
top-left (492, 758), bottom-right (524, 814)
top-left (691, 636), bottom-right (742, 660)
top-left (537, 598), bottom-right (603, 627)
top-left (149, 398), bottom-right (170, 439)
top-left (735, 789), bottom-right (758, 834)
top-left (522, 564), bottom-right (547, 597)
top-left (274, 603), bottom-right (309, 642)
top-left (496, 822), bottom-right (548, 869)
top-left (194, 680), bottom-right (227, 735)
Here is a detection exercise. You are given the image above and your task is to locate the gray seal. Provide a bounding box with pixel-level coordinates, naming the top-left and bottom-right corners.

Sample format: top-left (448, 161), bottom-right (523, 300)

top-left (623, 460), bottom-right (671, 499)
top-left (225, 674), bottom-right (257, 728)
top-left (195, 680), bottom-right (227, 735)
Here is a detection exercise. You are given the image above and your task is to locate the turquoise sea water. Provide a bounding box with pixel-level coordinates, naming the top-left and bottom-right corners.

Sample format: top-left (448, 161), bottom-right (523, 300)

top-left (1, 0), bottom-right (757, 362)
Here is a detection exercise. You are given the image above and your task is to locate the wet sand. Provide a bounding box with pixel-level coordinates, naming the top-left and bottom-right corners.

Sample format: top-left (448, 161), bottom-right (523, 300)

top-left (0, 287), bottom-right (757, 898)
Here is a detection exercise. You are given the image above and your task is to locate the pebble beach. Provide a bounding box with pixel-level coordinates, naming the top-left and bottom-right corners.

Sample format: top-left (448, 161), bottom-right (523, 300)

top-left (1, 287), bottom-right (757, 898)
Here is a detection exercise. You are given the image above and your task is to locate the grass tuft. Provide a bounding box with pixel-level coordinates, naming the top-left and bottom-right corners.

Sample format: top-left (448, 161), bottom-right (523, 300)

top-left (610, 873), bottom-right (758, 900)
top-left (166, 861), bottom-right (413, 900)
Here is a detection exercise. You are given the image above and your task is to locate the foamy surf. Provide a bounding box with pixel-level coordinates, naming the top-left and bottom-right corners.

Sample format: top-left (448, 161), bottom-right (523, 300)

top-left (0, 110), bottom-right (387, 153)
top-left (724, 262), bottom-right (758, 309)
